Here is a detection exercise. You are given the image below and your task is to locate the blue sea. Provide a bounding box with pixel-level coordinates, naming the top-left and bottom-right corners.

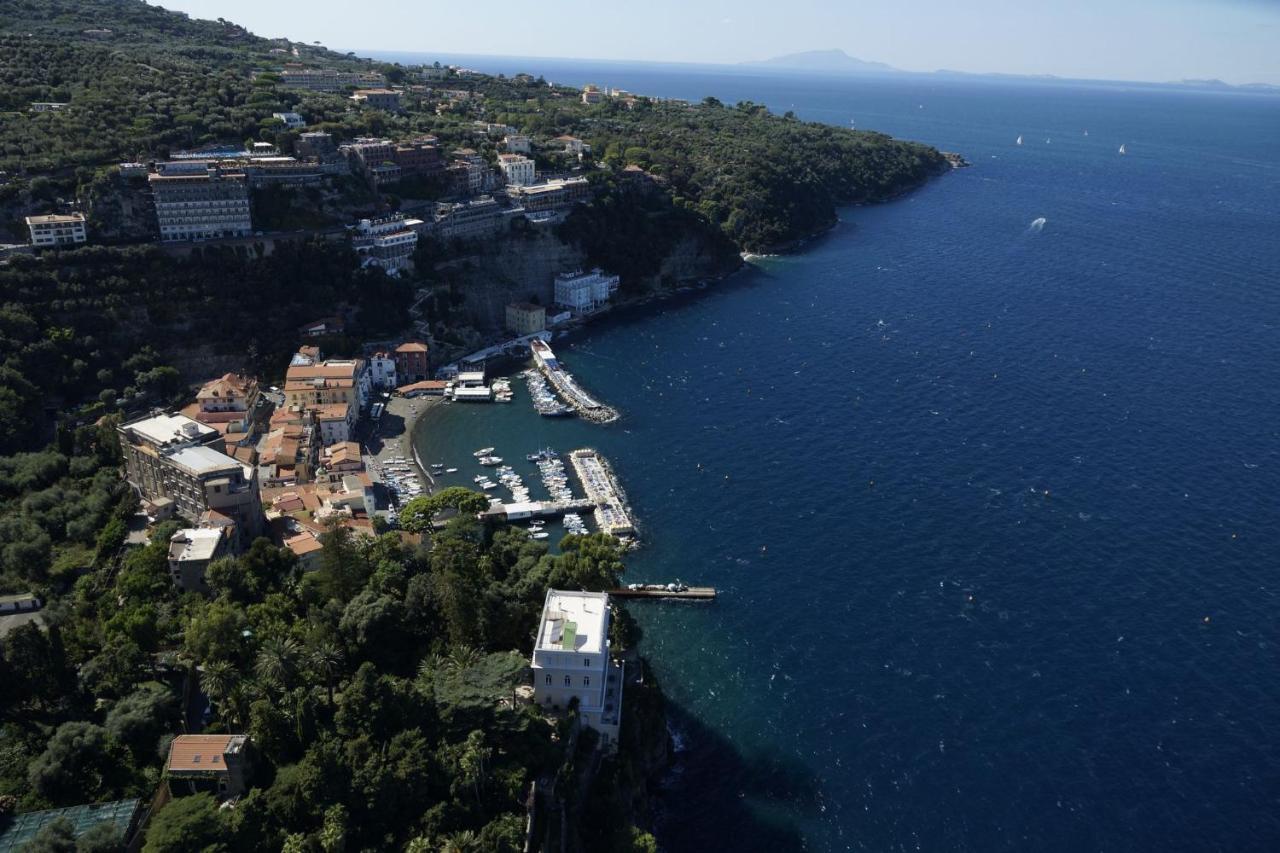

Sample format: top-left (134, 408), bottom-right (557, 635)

top-left (379, 54), bottom-right (1280, 851)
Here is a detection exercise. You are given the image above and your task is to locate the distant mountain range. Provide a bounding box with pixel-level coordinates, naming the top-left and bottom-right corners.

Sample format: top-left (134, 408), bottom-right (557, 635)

top-left (741, 49), bottom-right (896, 73)
top-left (741, 50), bottom-right (1278, 91)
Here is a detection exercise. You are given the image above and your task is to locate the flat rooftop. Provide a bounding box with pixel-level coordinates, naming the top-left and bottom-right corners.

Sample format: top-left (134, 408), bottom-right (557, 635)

top-left (124, 413), bottom-right (216, 446)
top-left (166, 445), bottom-right (243, 477)
top-left (169, 528), bottom-right (225, 563)
top-left (537, 589), bottom-right (609, 655)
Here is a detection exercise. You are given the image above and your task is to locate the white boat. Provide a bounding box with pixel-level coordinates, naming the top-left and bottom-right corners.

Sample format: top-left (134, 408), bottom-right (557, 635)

top-left (531, 532), bottom-right (549, 540)
top-left (479, 456), bottom-right (503, 466)
top-left (474, 447), bottom-right (495, 457)
top-left (1016, 135), bottom-right (1023, 145)
top-left (1119, 144), bottom-right (1126, 155)
top-left (446, 468), bottom-right (458, 473)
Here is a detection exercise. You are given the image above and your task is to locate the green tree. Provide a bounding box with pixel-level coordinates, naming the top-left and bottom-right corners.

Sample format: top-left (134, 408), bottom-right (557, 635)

top-left (26, 722), bottom-right (123, 805)
top-left (142, 793), bottom-right (226, 853)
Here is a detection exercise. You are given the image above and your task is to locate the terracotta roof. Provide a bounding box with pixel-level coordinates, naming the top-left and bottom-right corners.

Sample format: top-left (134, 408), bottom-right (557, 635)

top-left (167, 734), bottom-right (242, 773)
top-left (324, 442), bottom-right (362, 465)
top-left (197, 373), bottom-right (255, 400)
top-left (285, 531), bottom-right (323, 556)
top-left (286, 362), bottom-right (357, 380)
top-left (395, 341), bottom-right (429, 354)
top-left (313, 403), bottom-right (351, 421)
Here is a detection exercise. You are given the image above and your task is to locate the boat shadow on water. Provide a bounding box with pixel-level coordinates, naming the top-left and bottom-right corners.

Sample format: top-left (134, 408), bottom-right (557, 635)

top-left (656, 702), bottom-right (817, 853)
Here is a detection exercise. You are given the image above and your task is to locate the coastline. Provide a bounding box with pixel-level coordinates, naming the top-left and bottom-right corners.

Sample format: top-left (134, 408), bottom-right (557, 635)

top-left (368, 394), bottom-right (438, 500)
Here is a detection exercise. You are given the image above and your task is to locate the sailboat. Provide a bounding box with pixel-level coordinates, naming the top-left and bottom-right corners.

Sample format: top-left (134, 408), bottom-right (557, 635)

top-left (1084, 129), bottom-right (1089, 136)
top-left (1016, 135), bottom-right (1023, 145)
top-left (1119, 144), bottom-right (1127, 155)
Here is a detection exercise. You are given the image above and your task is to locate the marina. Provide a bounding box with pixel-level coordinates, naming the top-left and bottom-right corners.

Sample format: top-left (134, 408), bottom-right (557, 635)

top-left (530, 339), bottom-right (619, 423)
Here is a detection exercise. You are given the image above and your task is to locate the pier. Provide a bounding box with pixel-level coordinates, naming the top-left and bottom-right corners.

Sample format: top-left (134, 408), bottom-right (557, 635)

top-left (530, 339), bottom-right (619, 423)
top-left (568, 448), bottom-right (636, 538)
top-left (609, 586), bottom-right (717, 600)
top-left (484, 498), bottom-right (595, 521)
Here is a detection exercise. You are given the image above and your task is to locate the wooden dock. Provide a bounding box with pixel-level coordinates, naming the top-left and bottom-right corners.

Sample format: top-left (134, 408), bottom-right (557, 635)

top-left (608, 586), bottom-right (717, 601)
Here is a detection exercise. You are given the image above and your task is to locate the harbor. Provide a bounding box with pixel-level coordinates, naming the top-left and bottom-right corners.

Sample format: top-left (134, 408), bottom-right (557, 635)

top-left (530, 338), bottom-right (619, 423)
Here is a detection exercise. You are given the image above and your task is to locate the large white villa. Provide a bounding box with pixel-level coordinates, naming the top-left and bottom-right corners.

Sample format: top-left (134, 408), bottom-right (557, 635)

top-left (531, 590), bottom-right (624, 748)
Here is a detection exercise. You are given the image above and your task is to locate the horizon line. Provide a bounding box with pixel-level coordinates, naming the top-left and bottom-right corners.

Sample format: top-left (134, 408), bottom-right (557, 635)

top-left (340, 47), bottom-right (1276, 90)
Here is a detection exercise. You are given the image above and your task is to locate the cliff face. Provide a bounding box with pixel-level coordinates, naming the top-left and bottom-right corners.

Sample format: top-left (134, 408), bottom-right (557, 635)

top-left (426, 223), bottom-right (738, 333)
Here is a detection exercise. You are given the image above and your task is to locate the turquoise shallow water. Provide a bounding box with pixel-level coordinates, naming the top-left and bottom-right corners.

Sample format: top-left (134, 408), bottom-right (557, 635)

top-left (407, 63), bottom-right (1280, 851)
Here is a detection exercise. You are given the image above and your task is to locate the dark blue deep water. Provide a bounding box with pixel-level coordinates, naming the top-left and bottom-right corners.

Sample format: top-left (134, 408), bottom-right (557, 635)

top-left (391, 58), bottom-right (1280, 851)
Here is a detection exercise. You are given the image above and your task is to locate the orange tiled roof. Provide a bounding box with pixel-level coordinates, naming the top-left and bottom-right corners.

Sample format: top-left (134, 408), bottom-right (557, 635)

top-left (168, 734), bottom-right (240, 773)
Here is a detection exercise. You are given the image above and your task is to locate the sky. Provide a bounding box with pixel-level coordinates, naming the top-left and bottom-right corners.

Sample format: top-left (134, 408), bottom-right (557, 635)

top-left (152, 1), bottom-right (1280, 85)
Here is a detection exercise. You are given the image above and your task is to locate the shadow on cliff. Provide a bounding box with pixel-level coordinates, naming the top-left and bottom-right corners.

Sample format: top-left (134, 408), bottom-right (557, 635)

top-left (654, 701), bottom-right (819, 853)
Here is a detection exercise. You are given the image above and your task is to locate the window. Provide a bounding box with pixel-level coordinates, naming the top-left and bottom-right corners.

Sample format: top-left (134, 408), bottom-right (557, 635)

top-left (564, 675), bottom-right (571, 687)
top-left (544, 674), bottom-right (551, 685)
top-left (583, 676), bottom-right (590, 687)
top-left (583, 658), bottom-right (591, 667)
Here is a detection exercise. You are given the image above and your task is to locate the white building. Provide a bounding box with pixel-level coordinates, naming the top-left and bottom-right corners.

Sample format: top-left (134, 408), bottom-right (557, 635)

top-left (167, 527), bottom-right (232, 594)
top-left (531, 590), bottom-right (623, 747)
top-left (497, 154), bottom-right (535, 187)
top-left (368, 352), bottom-right (397, 389)
top-left (352, 215), bottom-right (423, 276)
top-left (25, 213), bottom-right (87, 248)
top-left (272, 111), bottom-right (306, 129)
top-left (553, 268), bottom-right (620, 315)
top-left (149, 166), bottom-right (252, 242)
top-left (502, 134), bottom-right (531, 154)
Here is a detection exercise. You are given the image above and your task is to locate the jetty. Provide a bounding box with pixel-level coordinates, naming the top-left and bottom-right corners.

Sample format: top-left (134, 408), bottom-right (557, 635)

top-left (530, 339), bottom-right (618, 423)
top-left (568, 448), bottom-right (635, 538)
top-left (609, 586), bottom-right (716, 600)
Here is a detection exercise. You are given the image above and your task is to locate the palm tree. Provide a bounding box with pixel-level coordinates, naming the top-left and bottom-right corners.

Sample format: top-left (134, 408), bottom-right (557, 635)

top-left (309, 641), bottom-right (344, 708)
top-left (255, 636), bottom-right (301, 690)
top-left (446, 645), bottom-right (482, 674)
top-left (200, 661), bottom-right (236, 723)
top-left (438, 830), bottom-right (479, 853)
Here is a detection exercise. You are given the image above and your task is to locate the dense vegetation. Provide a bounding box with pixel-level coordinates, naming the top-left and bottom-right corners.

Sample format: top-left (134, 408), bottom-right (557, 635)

top-left (2, 485), bottom-right (659, 850)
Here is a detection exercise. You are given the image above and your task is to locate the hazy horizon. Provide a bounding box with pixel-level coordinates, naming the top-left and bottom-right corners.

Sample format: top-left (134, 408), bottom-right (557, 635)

top-left (152, 0), bottom-right (1280, 86)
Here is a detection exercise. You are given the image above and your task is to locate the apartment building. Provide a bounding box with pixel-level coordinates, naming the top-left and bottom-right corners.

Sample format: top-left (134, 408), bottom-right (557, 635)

top-left (118, 413), bottom-right (263, 540)
top-left (352, 214), bottom-right (423, 276)
top-left (277, 66), bottom-right (385, 92)
top-left (25, 213), bottom-right (87, 248)
top-left (351, 88), bottom-right (401, 111)
top-left (394, 342), bottom-right (430, 383)
top-left (554, 268), bottom-right (620, 314)
top-left (368, 352), bottom-right (397, 389)
top-left (272, 111), bottom-right (306, 129)
top-left (497, 154), bottom-right (536, 187)
top-left (505, 302), bottom-right (546, 335)
top-left (531, 590), bottom-right (623, 748)
top-left (432, 196), bottom-right (506, 240)
top-left (285, 358), bottom-right (371, 409)
top-left (507, 177), bottom-right (591, 213)
top-left (167, 526), bottom-right (232, 594)
top-left (149, 165), bottom-right (252, 242)
top-left (502, 134), bottom-right (531, 154)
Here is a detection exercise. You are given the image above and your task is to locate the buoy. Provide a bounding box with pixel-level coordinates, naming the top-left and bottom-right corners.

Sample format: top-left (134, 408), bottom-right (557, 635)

top-left (1203, 616), bottom-right (1211, 624)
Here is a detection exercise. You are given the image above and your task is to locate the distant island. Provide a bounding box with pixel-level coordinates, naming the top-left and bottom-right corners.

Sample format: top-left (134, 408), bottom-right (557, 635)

top-left (742, 48), bottom-right (896, 74)
top-left (744, 49), bottom-right (1278, 91)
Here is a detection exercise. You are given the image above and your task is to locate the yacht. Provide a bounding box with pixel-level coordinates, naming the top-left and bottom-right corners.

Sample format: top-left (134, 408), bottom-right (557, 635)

top-left (473, 447), bottom-right (495, 457)
top-left (445, 468), bottom-right (458, 473)
top-left (479, 456), bottom-right (503, 466)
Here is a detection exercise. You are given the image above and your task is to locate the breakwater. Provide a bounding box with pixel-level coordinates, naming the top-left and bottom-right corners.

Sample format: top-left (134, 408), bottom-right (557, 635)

top-left (531, 338), bottom-right (619, 423)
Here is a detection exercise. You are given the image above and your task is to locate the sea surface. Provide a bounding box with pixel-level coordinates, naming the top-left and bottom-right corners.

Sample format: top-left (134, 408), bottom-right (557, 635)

top-left (394, 58), bottom-right (1280, 851)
